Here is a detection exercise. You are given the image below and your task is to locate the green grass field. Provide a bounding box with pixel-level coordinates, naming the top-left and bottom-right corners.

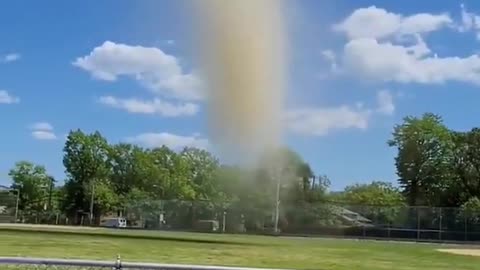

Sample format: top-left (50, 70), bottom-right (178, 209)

top-left (0, 226), bottom-right (479, 270)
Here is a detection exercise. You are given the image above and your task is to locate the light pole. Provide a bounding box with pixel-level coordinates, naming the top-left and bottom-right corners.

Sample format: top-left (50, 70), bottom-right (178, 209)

top-left (271, 169), bottom-right (281, 234)
top-left (152, 185), bottom-right (165, 228)
top-left (47, 177), bottom-right (55, 211)
top-left (89, 182), bottom-right (95, 224)
top-left (271, 167), bottom-right (292, 234)
top-left (274, 177), bottom-right (281, 233)
top-left (14, 189), bottom-right (19, 223)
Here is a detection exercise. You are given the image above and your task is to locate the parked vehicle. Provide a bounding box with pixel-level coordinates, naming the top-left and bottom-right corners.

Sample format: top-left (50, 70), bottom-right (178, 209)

top-left (100, 217), bottom-right (127, 228)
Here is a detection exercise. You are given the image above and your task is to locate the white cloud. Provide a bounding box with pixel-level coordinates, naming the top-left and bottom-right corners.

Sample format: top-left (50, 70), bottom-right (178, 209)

top-left (2, 53), bottom-right (21, 63)
top-left (73, 41), bottom-right (203, 100)
top-left (286, 89), bottom-right (396, 136)
top-left (30, 122), bottom-right (54, 131)
top-left (286, 105), bottom-right (371, 136)
top-left (333, 6), bottom-right (480, 86)
top-left (126, 132), bottom-right (209, 150)
top-left (0, 90), bottom-right (19, 104)
top-left (459, 4), bottom-right (480, 32)
top-left (458, 4), bottom-right (480, 40)
top-left (400, 13), bottom-right (452, 35)
top-left (376, 90), bottom-right (395, 115)
top-left (334, 6), bottom-right (452, 40)
top-left (343, 37), bottom-right (480, 85)
top-left (31, 130), bottom-right (57, 140)
top-left (29, 122), bottom-right (57, 140)
top-left (98, 96), bottom-right (199, 117)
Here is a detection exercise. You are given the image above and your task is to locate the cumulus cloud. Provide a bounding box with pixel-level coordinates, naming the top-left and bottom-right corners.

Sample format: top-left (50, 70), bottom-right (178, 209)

top-left (286, 105), bottom-right (372, 136)
top-left (343, 37), bottom-right (480, 85)
top-left (286, 90), bottom-right (395, 136)
top-left (0, 90), bottom-right (19, 104)
top-left (126, 132), bottom-right (209, 150)
top-left (2, 53), bottom-right (21, 63)
top-left (29, 122), bottom-right (57, 140)
top-left (333, 6), bottom-right (480, 86)
top-left (98, 96), bottom-right (199, 117)
top-left (73, 41), bottom-right (203, 100)
top-left (334, 6), bottom-right (452, 40)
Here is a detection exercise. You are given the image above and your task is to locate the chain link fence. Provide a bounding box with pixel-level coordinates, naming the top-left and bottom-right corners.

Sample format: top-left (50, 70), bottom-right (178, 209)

top-left (0, 257), bottom-right (288, 270)
top-left (119, 200), bottom-right (480, 242)
top-left (4, 198), bottom-right (480, 242)
top-left (0, 189), bottom-right (17, 224)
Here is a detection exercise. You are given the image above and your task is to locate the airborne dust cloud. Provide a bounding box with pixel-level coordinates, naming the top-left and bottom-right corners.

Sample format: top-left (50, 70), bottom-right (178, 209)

top-left (193, 0), bottom-right (288, 164)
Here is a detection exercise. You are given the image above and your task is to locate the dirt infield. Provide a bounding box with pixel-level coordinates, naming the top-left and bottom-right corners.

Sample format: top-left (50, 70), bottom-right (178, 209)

top-left (437, 249), bottom-right (480, 257)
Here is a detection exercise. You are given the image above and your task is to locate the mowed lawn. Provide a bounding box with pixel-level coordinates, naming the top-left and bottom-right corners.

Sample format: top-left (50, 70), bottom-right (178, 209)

top-left (0, 226), bottom-right (479, 270)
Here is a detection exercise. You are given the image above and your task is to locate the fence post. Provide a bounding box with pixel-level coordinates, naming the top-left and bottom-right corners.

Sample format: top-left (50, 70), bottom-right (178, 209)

top-left (464, 210), bottom-right (468, 241)
top-left (417, 207), bottom-right (420, 241)
top-left (222, 210), bottom-right (226, 233)
top-left (439, 207), bottom-right (442, 241)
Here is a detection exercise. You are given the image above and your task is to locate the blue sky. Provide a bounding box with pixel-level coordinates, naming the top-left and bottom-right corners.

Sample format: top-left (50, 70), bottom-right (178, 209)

top-left (2, 1), bottom-right (480, 190)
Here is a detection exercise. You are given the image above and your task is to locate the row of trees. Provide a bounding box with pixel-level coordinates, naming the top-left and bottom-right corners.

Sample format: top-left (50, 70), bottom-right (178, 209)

top-left (7, 129), bottom-right (349, 229)
top-left (10, 112), bottom-right (480, 231)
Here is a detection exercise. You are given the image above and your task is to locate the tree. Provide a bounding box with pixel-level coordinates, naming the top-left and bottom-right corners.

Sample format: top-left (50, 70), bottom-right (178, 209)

top-left (459, 197), bottom-right (480, 224)
top-left (180, 147), bottom-right (221, 200)
top-left (62, 130), bottom-right (112, 221)
top-left (149, 146), bottom-right (195, 200)
top-left (257, 148), bottom-right (308, 197)
top-left (296, 163), bottom-right (314, 197)
top-left (342, 182), bottom-right (404, 205)
top-left (282, 174), bottom-right (336, 230)
top-left (341, 181), bottom-right (405, 224)
top-left (108, 143), bottom-right (141, 195)
top-left (388, 113), bottom-right (455, 206)
top-left (8, 161), bottom-right (51, 215)
top-left (452, 129), bottom-right (480, 204)
top-left (123, 187), bottom-right (164, 228)
top-left (244, 147), bottom-right (332, 230)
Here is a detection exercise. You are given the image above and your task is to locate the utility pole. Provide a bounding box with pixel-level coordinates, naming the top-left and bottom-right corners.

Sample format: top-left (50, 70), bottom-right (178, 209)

top-left (89, 182), bottom-right (95, 224)
top-left (47, 177), bottom-right (55, 211)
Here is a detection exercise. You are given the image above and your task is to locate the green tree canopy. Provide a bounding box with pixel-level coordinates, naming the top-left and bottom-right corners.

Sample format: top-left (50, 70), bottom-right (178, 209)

top-left (62, 130), bottom-right (112, 218)
top-left (9, 161), bottom-right (52, 213)
top-left (388, 113), bottom-right (455, 206)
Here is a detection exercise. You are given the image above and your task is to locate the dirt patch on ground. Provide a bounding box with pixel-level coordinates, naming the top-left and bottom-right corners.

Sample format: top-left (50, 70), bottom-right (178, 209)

top-left (437, 249), bottom-right (480, 257)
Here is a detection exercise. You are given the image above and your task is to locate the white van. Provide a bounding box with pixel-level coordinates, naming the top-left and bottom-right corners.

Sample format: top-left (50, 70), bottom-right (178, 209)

top-left (100, 217), bottom-right (127, 228)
